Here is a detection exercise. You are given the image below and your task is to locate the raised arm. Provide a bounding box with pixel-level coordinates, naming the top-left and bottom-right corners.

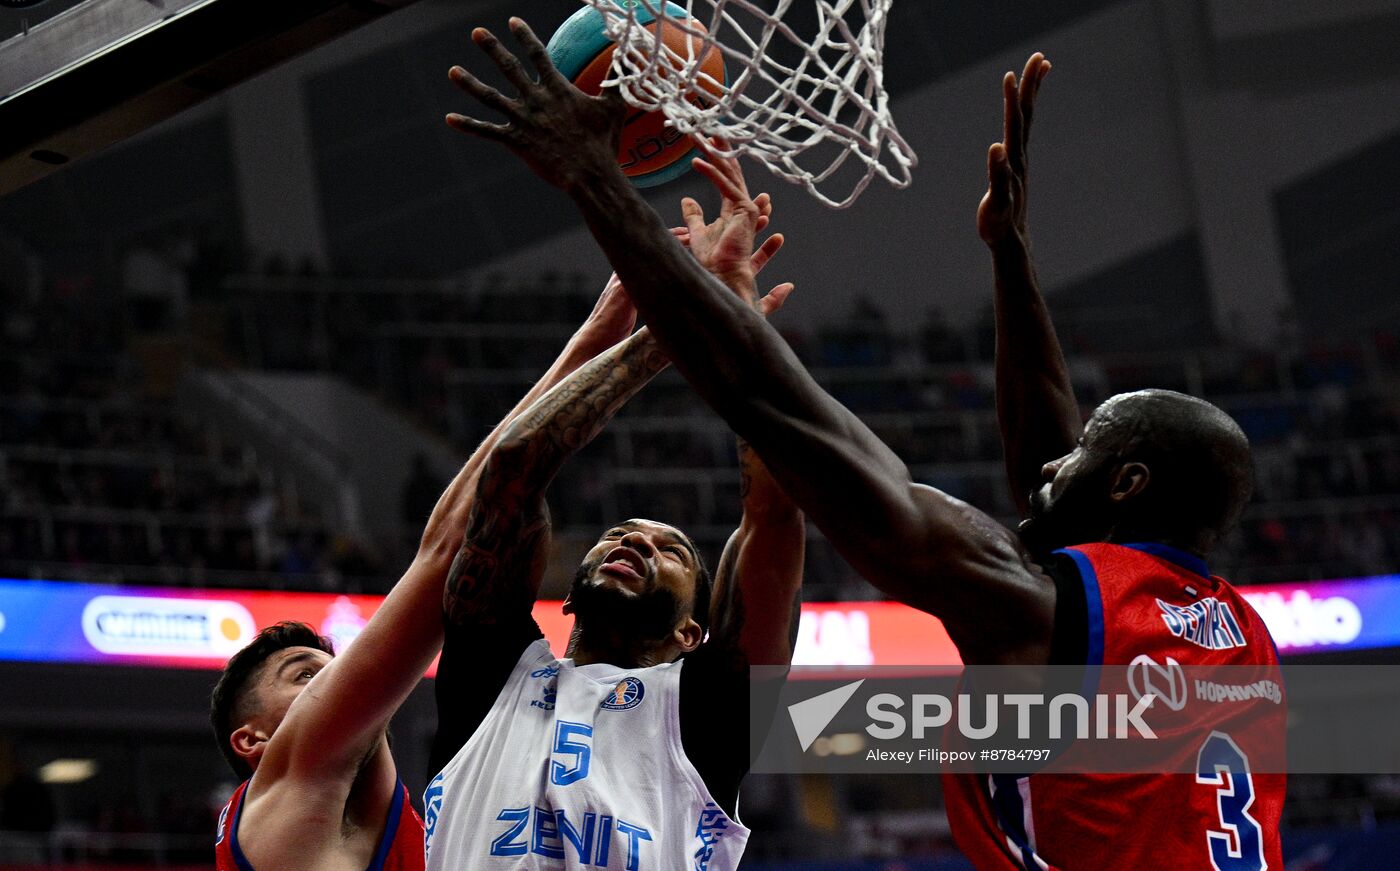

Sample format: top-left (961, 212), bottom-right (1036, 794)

top-left (418, 276), bottom-right (638, 558)
top-left (978, 53), bottom-right (1079, 517)
top-left (443, 299), bottom-right (669, 625)
top-left (256, 278), bottom-right (636, 787)
top-left (675, 185), bottom-right (806, 667)
top-left (443, 192), bottom-right (792, 626)
top-left (444, 260), bottom-right (791, 628)
top-left (443, 21), bottom-right (1057, 664)
top-left (709, 436), bottom-right (805, 666)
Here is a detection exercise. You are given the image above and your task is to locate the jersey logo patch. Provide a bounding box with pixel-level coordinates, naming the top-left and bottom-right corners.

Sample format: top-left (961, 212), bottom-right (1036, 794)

top-left (423, 772), bottom-right (445, 860)
top-left (600, 677), bottom-right (645, 711)
top-left (531, 679), bottom-right (558, 710)
top-left (1156, 597), bottom-right (1247, 650)
top-left (214, 802), bottom-right (230, 846)
top-left (1128, 654), bottom-right (1189, 711)
top-left (693, 802), bottom-right (731, 870)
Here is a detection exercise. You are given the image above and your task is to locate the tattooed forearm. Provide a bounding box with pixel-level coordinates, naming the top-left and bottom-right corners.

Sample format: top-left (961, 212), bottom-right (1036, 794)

top-left (443, 328), bottom-right (670, 625)
top-left (443, 447), bottom-right (550, 624)
top-left (509, 327), bottom-right (669, 472)
top-left (444, 524), bottom-right (550, 624)
top-left (734, 433), bottom-right (789, 514)
top-left (736, 437), bottom-right (755, 501)
top-left (705, 427), bottom-right (807, 665)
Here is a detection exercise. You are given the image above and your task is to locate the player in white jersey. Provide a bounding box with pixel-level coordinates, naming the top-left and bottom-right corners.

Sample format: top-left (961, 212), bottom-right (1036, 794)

top-left (423, 168), bottom-right (805, 869)
top-left (209, 258), bottom-right (657, 871)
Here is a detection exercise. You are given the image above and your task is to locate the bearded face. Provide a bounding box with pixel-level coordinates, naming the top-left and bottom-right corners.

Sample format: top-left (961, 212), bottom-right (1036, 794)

top-left (564, 519), bottom-right (702, 644)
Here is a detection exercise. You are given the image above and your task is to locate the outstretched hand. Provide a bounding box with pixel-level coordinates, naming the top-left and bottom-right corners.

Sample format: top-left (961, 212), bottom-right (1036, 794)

top-left (573, 273), bottom-right (639, 353)
top-left (978, 53), bottom-right (1050, 248)
top-left (587, 222), bottom-right (794, 325)
top-left (679, 137), bottom-right (787, 308)
top-left (446, 18), bottom-right (626, 191)
top-left (669, 225), bottom-right (793, 317)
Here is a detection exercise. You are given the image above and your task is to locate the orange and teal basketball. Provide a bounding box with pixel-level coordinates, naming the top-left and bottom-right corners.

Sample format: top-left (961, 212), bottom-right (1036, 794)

top-left (547, 2), bottom-right (727, 187)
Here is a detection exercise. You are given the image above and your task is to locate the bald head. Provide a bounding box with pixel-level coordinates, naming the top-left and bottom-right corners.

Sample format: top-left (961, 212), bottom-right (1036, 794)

top-left (1023, 389), bottom-right (1253, 555)
top-left (1091, 389), bottom-right (1253, 546)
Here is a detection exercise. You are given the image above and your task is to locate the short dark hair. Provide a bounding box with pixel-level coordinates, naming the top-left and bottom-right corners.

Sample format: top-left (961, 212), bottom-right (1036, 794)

top-left (209, 622), bottom-right (334, 779)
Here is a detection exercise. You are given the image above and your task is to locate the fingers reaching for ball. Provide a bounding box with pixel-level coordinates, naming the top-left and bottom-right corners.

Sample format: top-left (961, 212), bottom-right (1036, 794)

top-left (758, 282), bottom-right (796, 317)
top-left (750, 233), bottom-right (784, 275)
top-left (690, 157), bottom-right (752, 213)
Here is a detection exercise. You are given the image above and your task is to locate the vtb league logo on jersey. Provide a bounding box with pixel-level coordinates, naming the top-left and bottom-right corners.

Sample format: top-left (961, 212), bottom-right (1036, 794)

top-left (601, 677), bottom-right (645, 711)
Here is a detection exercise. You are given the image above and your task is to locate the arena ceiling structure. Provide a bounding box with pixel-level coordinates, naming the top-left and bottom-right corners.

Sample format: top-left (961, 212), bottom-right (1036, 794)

top-left (0, 0), bottom-right (435, 196)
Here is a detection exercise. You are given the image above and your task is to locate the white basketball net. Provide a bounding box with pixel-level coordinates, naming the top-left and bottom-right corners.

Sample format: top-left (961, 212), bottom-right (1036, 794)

top-left (580, 0), bottom-right (917, 209)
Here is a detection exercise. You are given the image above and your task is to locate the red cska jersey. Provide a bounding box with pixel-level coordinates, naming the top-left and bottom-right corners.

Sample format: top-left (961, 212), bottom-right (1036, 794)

top-left (215, 776), bottom-right (426, 871)
top-left (944, 542), bottom-right (1285, 870)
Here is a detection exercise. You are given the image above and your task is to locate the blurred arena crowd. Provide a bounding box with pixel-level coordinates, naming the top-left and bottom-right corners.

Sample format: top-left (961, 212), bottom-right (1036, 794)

top-left (0, 220), bottom-right (1398, 868)
top-left (3, 234), bottom-right (1398, 599)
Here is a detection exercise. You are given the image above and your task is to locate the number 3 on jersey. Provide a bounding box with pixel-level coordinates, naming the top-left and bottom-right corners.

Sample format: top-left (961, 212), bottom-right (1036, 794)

top-left (1196, 731), bottom-right (1266, 871)
top-left (551, 721), bottom-right (594, 786)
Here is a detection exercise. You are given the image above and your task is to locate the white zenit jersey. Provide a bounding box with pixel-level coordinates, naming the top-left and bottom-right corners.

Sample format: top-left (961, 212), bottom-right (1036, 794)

top-left (424, 639), bottom-right (749, 871)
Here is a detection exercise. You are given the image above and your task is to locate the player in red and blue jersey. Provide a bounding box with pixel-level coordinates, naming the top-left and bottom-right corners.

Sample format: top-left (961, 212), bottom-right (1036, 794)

top-left (939, 54), bottom-right (1284, 869)
top-left (942, 540), bottom-right (1284, 870)
top-left (442, 24), bottom-right (1283, 870)
top-left (209, 277), bottom-right (646, 871)
top-left (215, 741), bottom-right (424, 871)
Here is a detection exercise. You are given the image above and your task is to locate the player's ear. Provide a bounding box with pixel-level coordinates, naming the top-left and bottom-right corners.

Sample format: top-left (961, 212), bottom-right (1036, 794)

top-left (1109, 461), bottom-right (1150, 503)
top-left (561, 594), bottom-right (575, 616)
top-left (673, 617), bottom-right (704, 654)
top-left (231, 724), bottom-right (270, 769)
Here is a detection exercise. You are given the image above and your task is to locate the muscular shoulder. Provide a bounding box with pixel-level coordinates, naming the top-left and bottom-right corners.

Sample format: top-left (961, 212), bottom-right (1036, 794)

top-left (939, 524), bottom-right (1060, 665)
top-left (899, 487), bottom-right (1057, 638)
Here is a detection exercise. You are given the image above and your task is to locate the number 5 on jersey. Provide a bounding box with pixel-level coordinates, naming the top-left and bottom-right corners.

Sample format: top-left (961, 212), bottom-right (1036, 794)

top-left (551, 721), bottom-right (594, 786)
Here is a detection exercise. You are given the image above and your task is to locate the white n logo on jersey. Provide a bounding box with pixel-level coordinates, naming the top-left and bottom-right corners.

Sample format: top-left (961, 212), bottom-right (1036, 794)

top-left (1156, 598), bottom-right (1247, 650)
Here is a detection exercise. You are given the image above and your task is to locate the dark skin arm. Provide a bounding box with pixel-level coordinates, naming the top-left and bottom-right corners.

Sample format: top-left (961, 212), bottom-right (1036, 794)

top-left (260, 271), bottom-right (639, 778)
top-left (709, 437), bottom-right (805, 663)
top-left (978, 53), bottom-right (1080, 518)
top-left (444, 21), bottom-right (1055, 665)
top-left (254, 282), bottom-right (632, 784)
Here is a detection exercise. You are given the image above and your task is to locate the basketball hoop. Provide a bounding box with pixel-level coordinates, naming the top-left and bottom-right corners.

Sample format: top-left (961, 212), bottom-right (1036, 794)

top-left (579, 0), bottom-right (917, 209)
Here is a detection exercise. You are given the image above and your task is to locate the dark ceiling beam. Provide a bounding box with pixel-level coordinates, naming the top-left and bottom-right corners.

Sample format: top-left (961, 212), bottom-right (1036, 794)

top-left (0, 0), bottom-right (421, 197)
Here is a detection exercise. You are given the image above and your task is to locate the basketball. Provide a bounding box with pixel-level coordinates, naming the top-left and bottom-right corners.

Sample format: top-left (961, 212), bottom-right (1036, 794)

top-left (547, 2), bottom-right (726, 188)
